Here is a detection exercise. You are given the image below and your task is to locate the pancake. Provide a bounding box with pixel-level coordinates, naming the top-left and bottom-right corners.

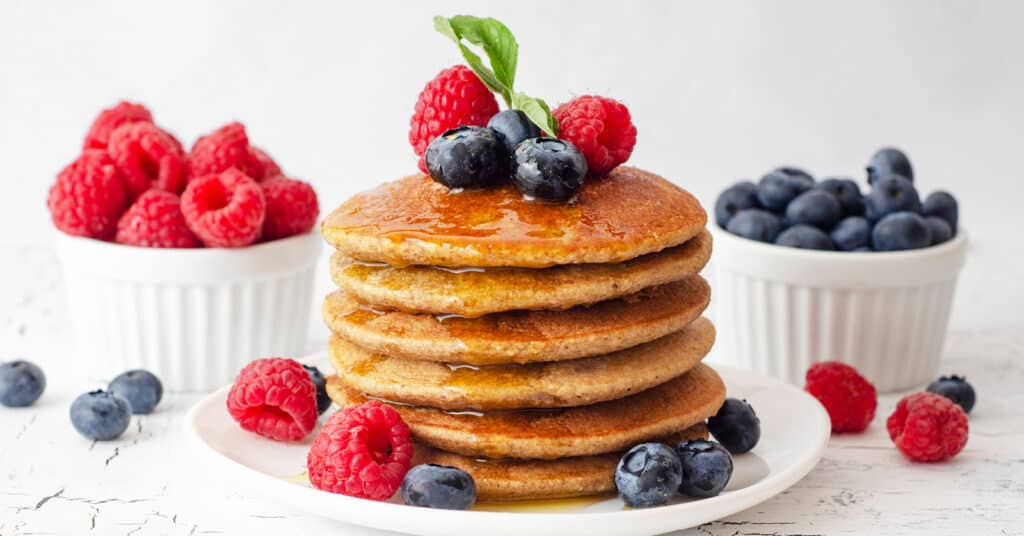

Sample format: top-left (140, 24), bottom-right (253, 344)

top-left (330, 230), bottom-right (711, 317)
top-left (329, 317), bottom-right (715, 411)
top-left (323, 276), bottom-right (711, 365)
top-left (321, 167), bottom-right (707, 268)
top-left (325, 364), bottom-right (725, 460)
top-left (412, 425), bottom-right (708, 502)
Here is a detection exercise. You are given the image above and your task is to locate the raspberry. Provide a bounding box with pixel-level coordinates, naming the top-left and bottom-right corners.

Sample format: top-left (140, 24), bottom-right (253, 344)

top-left (226, 358), bottom-right (318, 442)
top-left (248, 146), bottom-right (281, 179)
top-left (181, 168), bottom-right (266, 248)
top-left (187, 122), bottom-right (275, 181)
top-left (552, 95), bottom-right (637, 175)
top-left (83, 101), bottom-right (153, 150)
top-left (115, 190), bottom-right (201, 248)
top-left (307, 401), bottom-right (413, 500)
top-left (805, 361), bottom-right (878, 433)
top-left (260, 176), bottom-right (319, 241)
top-left (887, 392), bottom-right (968, 462)
top-left (409, 65), bottom-right (499, 173)
top-left (108, 122), bottom-right (186, 197)
top-left (47, 150), bottom-right (128, 240)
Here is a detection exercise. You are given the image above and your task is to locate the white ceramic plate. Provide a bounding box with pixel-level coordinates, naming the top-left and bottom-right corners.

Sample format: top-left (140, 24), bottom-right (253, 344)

top-left (185, 355), bottom-right (830, 536)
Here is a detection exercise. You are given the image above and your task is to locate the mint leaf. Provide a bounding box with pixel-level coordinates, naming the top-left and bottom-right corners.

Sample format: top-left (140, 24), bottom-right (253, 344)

top-left (512, 92), bottom-right (559, 136)
top-left (434, 15), bottom-right (515, 106)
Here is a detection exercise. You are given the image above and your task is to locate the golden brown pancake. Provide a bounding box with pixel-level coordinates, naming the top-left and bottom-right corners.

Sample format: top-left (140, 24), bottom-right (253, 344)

top-left (326, 364), bottom-right (725, 460)
top-left (329, 317), bottom-right (715, 411)
top-left (322, 276), bottom-right (711, 365)
top-left (330, 230), bottom-right (711, 317)
top-left (412, 425), bottom-right (708, 502)
top-left (321, 167), bottom-right (708, 268)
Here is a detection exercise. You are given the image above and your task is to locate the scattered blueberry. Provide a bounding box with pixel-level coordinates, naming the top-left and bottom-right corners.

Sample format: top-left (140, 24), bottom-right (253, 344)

top-left (726, 209), bottom-right (783, 243)
top-left (675, 439), bottom-right (734, 498)
top-left (775, 224), bottom-right (835, 250)
top-left (785, 190), bottom-right (842, 229)
top-left (714, 182), bottom-right (760, 228)
top-left (615, 443), bottom-right (683, 508)
top-left (922, 191), bottom-right (958, 232)
top-left (864, 175), bottom-right (921, 221)
top-left (756, 170), bottom-right (814, 211)
top-left (401, 464), bottom-right (477, 510)
top-left (424, 126), bottom-right (510, 189)
top-left (872, 212), bottom-right (932, 251)
top-left (867, 147), bottom-right (913, 185)
top-left (70, 390), bottom-right (131, 441)
top-left (830, 216), bottom-right (873, 251)
top-left (925, 216), bottom-right (953, 246)
top-left (512, 138), bottom-right (587, 202)
top-left (303, 364), bottom-right (331, 415)
top-left (707, 398), bottom-right (761, 454)
top-left (107, 369), bottom-right (162, 415)
top-left (0, 360), bottom-right (46, 408)
top-left (817, 177), bottom-right (864, 216)
top-left (926, 375), bottom-right (976, 414)
top-left (486, 110), bottom-right (541, 154)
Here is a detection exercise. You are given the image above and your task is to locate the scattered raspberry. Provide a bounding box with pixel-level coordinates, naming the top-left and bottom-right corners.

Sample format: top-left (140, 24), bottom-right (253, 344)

top-left (186, 122), bottom-right (275, 181)
top-left (47, 150), bottom-right (128, 240)
top-left (259, 176), bottom-right (319, 241)
top-left (248, 146), bottom-right (281, 179)
top-left (409, 65), bottom-right (499, 173)
top-left (226, 358), bottom-right (318, 442)
top-left (805, 361), bottom-right (878, 433)
top-left (83, 101), bottom-right (153, 150)
top-left (552, 95), bottom-right (637, 175)
top-left (108, 122), bottom-right (186, 197)
top-left (181, 168), bottom-right (266, 247)
top-left (115, 190), bottom-right (201, 248)
top-left (887, 392), bottom-right (968, 462)
top-left (307, 401), bottom-right (414, 500)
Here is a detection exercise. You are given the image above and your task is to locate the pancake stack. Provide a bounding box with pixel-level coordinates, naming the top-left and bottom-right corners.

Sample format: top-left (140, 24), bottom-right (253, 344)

top-left (320, 166), bottom-right (725, 501)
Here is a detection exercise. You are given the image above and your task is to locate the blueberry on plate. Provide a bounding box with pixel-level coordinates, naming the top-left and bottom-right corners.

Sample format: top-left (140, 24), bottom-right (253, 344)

top-left (785, 190), bottom-right (842, 229)
top-left (922, 191), bottom-right (958, 232)
top-left (830, 216), bottom-right (872, 251)
top-left (756, 170), bottom-right (814, 211)
top-left (401, 464), bottom-right (477, 510)
top-left (926, 375), bottom-right (976, 414)
top-left (726, 209), bottom-right (783, 243)
top-left (70, 390), bottom-right (131, 441)
top-left (512, 138), bottom-right (587, 202)
top-left (872, 212), bottom-right (932, 251)
top-left (0, 360), bottom-right (46, 408)
top-left (707, 398), bottom-right (761, 454)
top-left (108, 369), bottom-right (162, 415)
top-left (675, 439), bottom-right (734, 498)
top-left (714, 181), bottom-right (760, 228)
top-left (615, 443), bottom-right (683, 508)
top-left (775, 224), bottom-right (835, 250)
top-left (865, 175), bottom-right (921, 221)
top-left (867, 147), bottom-right (914, 185)
top-left (487, 110), bottom-right (542, 154)
top-left (817, 177), bottom-right (865, 216)
top-left (424, 126), bottom-right (510, 189)
top-left (303, 365), bottom-right (332, 415)
top-left (925, 216), bottom-right (953, 246)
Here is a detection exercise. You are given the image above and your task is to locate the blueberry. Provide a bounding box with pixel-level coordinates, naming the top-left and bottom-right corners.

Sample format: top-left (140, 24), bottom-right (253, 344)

top-left (675, 439), bottom-right (733, 498)
top-left (401, 464), bottom-right (477, 510)
top-left (424, 126), bottom-right (511, 189)
top-left (867, 147), bottom-right (914, 185)
top-left (70, 390), bottom-right (131, 441)
top-left (0, 360), bottom-right (46, 408)
top-left (872, 212), bottom-right (932, 251)
top-left (707, 398), bottom-right (761, 454)
top-left (756, 170), bottom-right (814, 211)
top-left (614, 443), bottom-right (682, 508)
top-left (830, 216), bottom-right (872, 251)
top-left (775, 224), bottom-right (835, 250)
top-left (726, 209), bottom-right (783, 243)
top-left (922, 191), bottom-right (958, 233)
top-left (925, 216), bottom-right (953, 246)
top-left (512, 138), bottom-right (587, 202)
top-left (817, 178), bottom-right (864, 216)
top-left (714, 182), bottom-right (760, 228)
top-left (865, 176), bottom-right (921, 221)
top-left (107, 369), bottom-right (162, 415)
top-left (926, 375), bottom-right (976, 414)
top-left (773, 166), bottom-right (815, 185)
top-left (486, 110), bottom-right (541, 154)
top-left (785, 190), bottom-right (842, 229)
top-left (303, 365), bottom-right (331, 415)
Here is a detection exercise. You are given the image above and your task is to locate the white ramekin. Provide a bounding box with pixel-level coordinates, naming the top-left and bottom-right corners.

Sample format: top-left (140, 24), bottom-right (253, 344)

top-left (54, 232), bottom-right (323, 392)
top-left (709, 224), bottom-right (967, 392)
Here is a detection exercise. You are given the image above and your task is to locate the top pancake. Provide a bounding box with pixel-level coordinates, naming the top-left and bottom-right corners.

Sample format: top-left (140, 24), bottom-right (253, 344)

top-left (321, 167), bottom-right (707, 268)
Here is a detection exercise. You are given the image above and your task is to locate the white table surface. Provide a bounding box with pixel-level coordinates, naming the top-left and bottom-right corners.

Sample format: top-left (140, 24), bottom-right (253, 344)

top-left (1, 245), bottom-right (1022, 536)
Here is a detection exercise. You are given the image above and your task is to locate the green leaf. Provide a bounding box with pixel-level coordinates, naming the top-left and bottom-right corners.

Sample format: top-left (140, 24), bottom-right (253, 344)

top-left (512, 92), bottom-right (559, 136)
top-left (433, 15), bottom-right (516, 106)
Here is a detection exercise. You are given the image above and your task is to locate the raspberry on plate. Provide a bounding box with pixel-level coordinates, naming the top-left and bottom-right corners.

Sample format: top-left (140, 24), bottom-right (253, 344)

top-left (115, 190), bottom-right (200, 248)
top-left (187, 122), bottom-right (274, 181)
top-left (47, 150), bottom-right (128, 240)
top-left (226, 358), bottom-right (318, 442)
top-left (887, 392), bottom-right (968, 462)
top-left (181, 168), bottom-right (266, 248)
top-left (805, 361), bottom-right (878, 433)
top-left (552, 95), bottom-right (637, 176)
top-left (307, 400), bottom-right (414, 500)
top-left (409, 65), bottom-right (499, 173)
top-left (260, 176), bottom-right (319, 241)
top-left (83, 101), bottom-right (154, 150)
top-left (108, 122), bottom-right (187, 197)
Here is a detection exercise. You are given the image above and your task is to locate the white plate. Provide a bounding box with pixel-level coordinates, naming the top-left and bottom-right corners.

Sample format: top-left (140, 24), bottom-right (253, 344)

top-left (185, 355), bottom-right (830, 536)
